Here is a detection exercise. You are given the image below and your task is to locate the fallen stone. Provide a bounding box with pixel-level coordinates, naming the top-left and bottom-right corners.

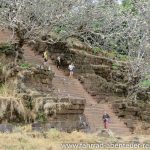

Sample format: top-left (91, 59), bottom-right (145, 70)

top-left (0, 124), bottom-right (13, 133)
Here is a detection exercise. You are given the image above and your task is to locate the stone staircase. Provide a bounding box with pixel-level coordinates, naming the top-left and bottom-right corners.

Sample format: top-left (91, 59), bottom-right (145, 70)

top-left (23, 46), bottom-right (131, 136)
top-left (0, 29), bottom-right (131, 135)
top-left (85, 104), bottom-right (130, 135)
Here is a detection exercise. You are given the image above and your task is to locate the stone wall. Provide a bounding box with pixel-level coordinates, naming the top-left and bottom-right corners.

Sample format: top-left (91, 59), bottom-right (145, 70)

top-left (31, 40), bottom-right (128, 97)
top-left (0, 65), bottom-right (88, 132)
top-left (30, 37), bottom-right (150, 133)
top-left (16, 66), bottom-right (54, 92)
top-left (112, 88), bottom-right (150, 133)
top-left (31, 96), bottom-right (87, 132)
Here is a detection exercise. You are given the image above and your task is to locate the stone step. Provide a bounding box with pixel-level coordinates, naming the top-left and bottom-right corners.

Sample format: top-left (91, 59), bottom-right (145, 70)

top-left (84, 112), bottom-right (118, 116)
top-left (23, 47), bottom-right (131, 136)
top-left (90, 123), bottom-right (127, 127)
top-left (86, 122), bottom-right (126, 127)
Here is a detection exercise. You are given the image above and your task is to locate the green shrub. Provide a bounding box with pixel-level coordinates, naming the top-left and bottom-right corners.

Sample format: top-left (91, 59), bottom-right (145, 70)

top-left (112, 63), bottom-right (119, 70)
top-left (107, 50), bottom-right (129, 61)
top-left (20, 63), bottom-right (31, 69)
top-left (139, 80), bottom-right (150, 88)
top-left (36, 112), bottom-right (46, 122)
top-left (93, 47), bottom-right (102, 54)
top-left (117, 54), bottom-right (128, 61)
top-left (0, 43), bottom-right (15, 56)
top-left (107, 51), bottom-right (117, 59)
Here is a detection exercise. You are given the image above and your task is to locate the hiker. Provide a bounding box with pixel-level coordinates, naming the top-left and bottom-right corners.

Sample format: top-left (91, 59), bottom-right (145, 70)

top-left (43, 49), bottom-right (48, 66)
top-left (56, 56), bottom-right (61, 69)
top-left (102, 111), bottom-right (110, 129)
top-left (68, 63), bottom-right (75, 78)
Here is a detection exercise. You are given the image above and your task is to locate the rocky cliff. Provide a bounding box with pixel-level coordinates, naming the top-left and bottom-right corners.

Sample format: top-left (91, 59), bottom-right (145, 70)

top-left (31, 37), bottom-right (150, 133)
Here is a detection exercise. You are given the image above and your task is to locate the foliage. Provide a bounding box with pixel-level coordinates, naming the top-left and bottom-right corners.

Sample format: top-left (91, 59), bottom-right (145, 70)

top-left (112, 63), bottom-right (119, 70)
top-left (20, 63), bottom-right (31, 69)
top-left (139, 80), bottom-right (150, 88)
top-left (93, 48), bottom-right (129, 61)
top-left (122, 0), bottom-right (137, 14)
top-left (93, 47), bottom-right (103, 54)
top-left (0, 43), bottom-right (15, 55)
top-left (0, 0), bottom-right (149, 97)
top-left (117, 54), bottom-right (128, 61)
top-left (36, 112), bottom-right (46, 122)
top-left (0, 83), bottom-right (27, 121)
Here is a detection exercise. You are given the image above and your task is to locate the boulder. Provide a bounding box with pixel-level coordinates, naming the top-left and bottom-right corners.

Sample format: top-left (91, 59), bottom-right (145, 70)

top-left (137, 91), bottom-right (149, 101)
top-left (124, 119), bottom-right (136, 132)
top-left (0, 124), bottom-right (13, 133)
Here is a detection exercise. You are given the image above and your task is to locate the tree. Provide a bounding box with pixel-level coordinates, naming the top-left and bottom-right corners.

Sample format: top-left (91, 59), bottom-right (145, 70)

top-left (0, 0), bottom-right (149, 96)
top-left (0, 0), bottom-right (89, 62)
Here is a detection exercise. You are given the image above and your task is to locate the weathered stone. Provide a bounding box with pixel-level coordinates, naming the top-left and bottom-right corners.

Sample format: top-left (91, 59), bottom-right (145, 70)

top-left (67, 104), bottom-right (85, 110)
top-left (57, 109), bottom-right (84, 114)
top-left (124, 119), bottom-right (135, 130)
top-left (91, 65), bottom-right (111, 81)
top-left (32, 122), bottom-right (45, 131)
top-left (114, 83), bottom-right (127, 96)
top-left (118, 111), bottom-right (126, 117)
top-left (0, 124), bottom-right (13, 133)
top-left (126, 107), bottom-right (138, 112)
top-left (141, 115), bottom-right (150, 123)
top-left (137, 91), bottom-right (149, 101)
top-left (69, 97), bottom-right (86, 105)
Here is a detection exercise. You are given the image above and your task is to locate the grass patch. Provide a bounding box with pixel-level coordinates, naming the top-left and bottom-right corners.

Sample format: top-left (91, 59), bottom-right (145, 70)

top-left (107, 51), bottom-right (129, 61)
top-left (139, 80), bottom-right (150, 88)
top-left (93, 47), bottom-right (103, 54)
top-left (0, 128), bottom-right (150, 150)
top-left (112, 63), bottom-right (119, 70)
top-left (20, 63), bottom-right (31, 69)
top-left (92, 47), bottom-right (129, 61)
top-left (117, 54), bottom-right (128, 61)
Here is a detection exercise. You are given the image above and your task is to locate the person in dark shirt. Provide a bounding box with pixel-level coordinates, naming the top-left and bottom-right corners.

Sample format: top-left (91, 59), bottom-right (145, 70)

top-left (102, 111), bottom-right (110, 129)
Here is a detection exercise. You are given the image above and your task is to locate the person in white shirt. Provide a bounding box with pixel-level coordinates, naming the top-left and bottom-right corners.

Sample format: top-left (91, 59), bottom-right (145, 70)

top-left (56, 56), bottom-right (61, 69)
top-left (68, 63), bottom-right (75, 78)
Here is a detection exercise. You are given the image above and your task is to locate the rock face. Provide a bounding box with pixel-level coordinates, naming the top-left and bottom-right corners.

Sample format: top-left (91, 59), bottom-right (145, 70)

top-left (0, 63), bottom-right (88, 131)
top-left (32, 40), bottom-right (128, 98)
top-left (16, 66), bottom-right (54, 92)
top-left (31, 96), bottom-right (87, 132)
top-left (31, 38), bottom-right (150, 133)
top-left (112, 90), bottom-right (150, 133)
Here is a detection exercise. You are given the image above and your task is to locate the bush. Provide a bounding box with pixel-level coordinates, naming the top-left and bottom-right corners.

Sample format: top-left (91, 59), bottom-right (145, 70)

top-left (139, 80), bottom-right (150, 88)
top-left (0, 83), bottom-right (27, 122)
top-left (112, 63), bottom-right (119, 70)
top-left (93, 47), bottom-right (103, 54)
top-left (0, 43), bottom-right (16, 56)
top-left (117, 54), bottom-right (128, 61)
top-left (107, 50), bottom-right (117, 59)
top-left (20, 63), bottom-right (31, 69)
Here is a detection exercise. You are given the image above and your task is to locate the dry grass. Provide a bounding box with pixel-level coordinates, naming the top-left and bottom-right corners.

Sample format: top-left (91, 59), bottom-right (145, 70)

top-left (0, 83), bottom-right (27, 121)
top-left (0, 127), bottom-right (150, 150)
